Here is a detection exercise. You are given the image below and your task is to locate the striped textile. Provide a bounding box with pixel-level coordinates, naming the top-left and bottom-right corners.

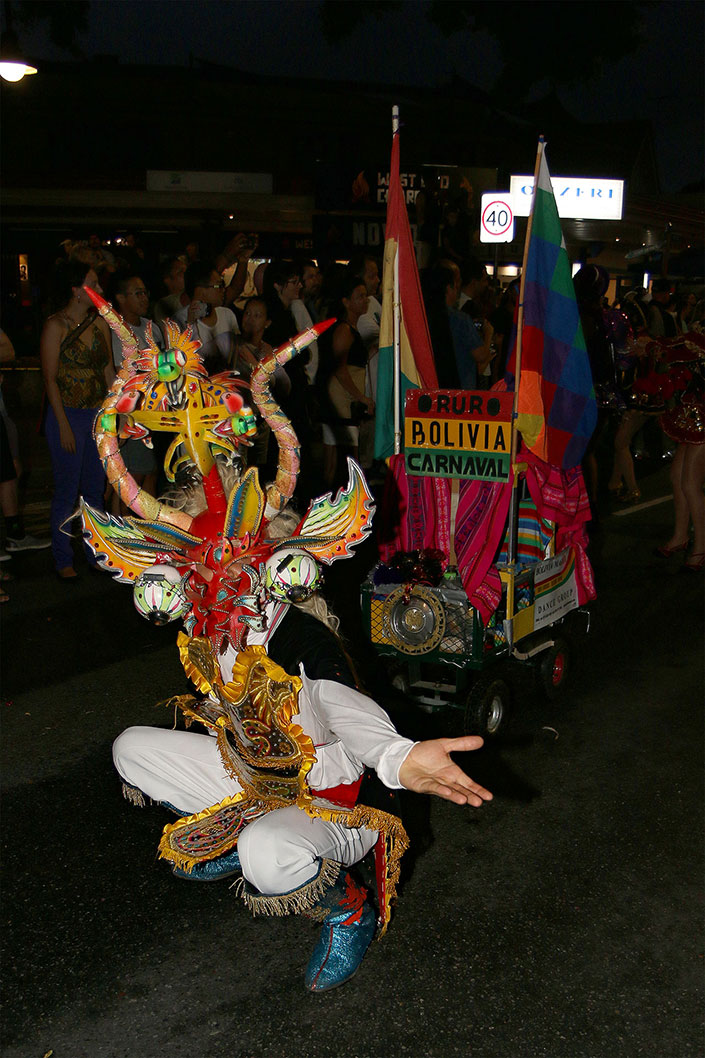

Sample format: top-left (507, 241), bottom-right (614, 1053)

top-left (454, 477), bottom-right (513, 625)
top-left (520, 446), bottom-right (596, 606)
top-left (378, 454), bottom-right (450, 561)
top-left (497, 498), bottom-right (553, 567)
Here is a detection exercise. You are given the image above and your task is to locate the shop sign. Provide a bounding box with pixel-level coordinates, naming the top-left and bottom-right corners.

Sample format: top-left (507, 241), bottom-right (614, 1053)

top-left (312, 214), bottom-right (418, 258)
top-left (375, 169), bottom-right (448, 206)
top-left (315, 163), bottom-right (497, 214)
top-left (404, 390), bottom-right (514, 482)
top-left (509, 175), bottom-right (624, 220)
top-left (533, 548), bottom-right (579, 629)
top-left (146, 171), bottom-right (273, 194)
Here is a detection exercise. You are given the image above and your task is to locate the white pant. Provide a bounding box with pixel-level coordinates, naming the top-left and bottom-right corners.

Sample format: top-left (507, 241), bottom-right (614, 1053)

top-left (113, 726), bottom-right (377, 895)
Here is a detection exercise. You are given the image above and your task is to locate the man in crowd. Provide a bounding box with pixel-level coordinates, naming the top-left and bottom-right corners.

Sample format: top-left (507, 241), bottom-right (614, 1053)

top-left (174, 262), bottom-right (240, 374)
top-left (153, 256), bottom-right (187, 327)
top-left (647, 277), bottom-right (678, 338)
top-left (300, 260), bottom-right (324, 323)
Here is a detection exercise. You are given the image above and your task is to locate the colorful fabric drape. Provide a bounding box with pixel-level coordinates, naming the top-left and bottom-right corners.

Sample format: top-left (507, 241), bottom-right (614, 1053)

top-left (506, 147), bottom-right (597, 470)
top-left (454, 477), bottom-right (513, 625)
top-left (378, 454), bottom-right (450, 560)
top-left (374, 128), bottom-right (437, 461)
top-left (378, 385), bottom-right (596, 624)
top-left (519, 446), bottom-right (596, 606)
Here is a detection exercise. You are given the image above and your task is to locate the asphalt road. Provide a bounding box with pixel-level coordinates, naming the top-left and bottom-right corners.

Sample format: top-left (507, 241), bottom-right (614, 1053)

top-left (1, 463), bottom-right (703, 1058)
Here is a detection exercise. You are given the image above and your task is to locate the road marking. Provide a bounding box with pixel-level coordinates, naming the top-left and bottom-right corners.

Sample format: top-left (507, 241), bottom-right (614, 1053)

top-left (613, 495), bottom-right (671, 516)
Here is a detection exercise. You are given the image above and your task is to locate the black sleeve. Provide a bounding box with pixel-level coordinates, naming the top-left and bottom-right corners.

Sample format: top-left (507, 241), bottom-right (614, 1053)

top-left (266, 608), bottom-right (357, 689)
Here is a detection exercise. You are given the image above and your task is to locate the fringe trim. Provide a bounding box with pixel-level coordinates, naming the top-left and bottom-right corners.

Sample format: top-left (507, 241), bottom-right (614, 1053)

top-left (234, 857), bottom-right (341, 918)
top-left (347, 804), bottom-right (409, 937)
top-left (303, 800), bottom-right (409, 938)
top-left (122, 782), bottom-right (147, 807)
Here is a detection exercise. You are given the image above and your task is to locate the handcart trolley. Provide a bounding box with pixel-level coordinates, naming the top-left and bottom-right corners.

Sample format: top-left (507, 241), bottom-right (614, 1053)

top-left (362, 388), bottom-right (591, 738)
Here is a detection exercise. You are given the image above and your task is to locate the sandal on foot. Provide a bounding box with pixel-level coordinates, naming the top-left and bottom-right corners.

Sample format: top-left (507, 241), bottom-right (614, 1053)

top-left (654, 541), bottom-right (689, 557)
top-left (683, 553), bottom-right (705, 572)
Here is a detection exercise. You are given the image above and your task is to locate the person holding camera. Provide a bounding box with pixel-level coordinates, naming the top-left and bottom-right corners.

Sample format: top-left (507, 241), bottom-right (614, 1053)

top-left (173, 261), bottom-right (240, 374)
top-left (217, 233), bottom-right (258, 310)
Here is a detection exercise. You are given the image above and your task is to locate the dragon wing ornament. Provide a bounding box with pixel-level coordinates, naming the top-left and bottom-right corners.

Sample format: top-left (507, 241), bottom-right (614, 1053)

top-left (274, 458), bottom-right (375, 564)
top-left (79, 500), bottom-right (185, 583)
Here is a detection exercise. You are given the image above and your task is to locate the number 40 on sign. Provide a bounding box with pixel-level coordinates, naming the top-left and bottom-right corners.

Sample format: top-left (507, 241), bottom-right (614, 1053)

top-left (480, 193), bottom-right (515, 244)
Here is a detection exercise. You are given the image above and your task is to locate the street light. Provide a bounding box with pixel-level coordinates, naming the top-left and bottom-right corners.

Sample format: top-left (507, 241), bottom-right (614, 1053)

top-left (0, 6), bottom-right (37, 82)
top-left (0, 59), bottom-right (37, 81)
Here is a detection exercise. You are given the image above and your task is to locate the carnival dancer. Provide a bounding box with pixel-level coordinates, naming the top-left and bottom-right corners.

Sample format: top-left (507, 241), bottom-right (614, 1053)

top-left (79, 289), bottom-right (493, 992)
top-left (654, 333), bottom-right (705, 570)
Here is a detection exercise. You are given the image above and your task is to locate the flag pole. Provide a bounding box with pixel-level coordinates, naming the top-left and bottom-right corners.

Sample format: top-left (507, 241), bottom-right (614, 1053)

top-left (507, 135), bottom-right (545, 569)
top-left (392, 104), bottom-right (402, 455)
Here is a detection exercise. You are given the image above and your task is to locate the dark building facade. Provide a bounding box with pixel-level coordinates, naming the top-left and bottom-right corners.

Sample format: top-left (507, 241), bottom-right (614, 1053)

top-left (1, 58), bottom-right (703, 346)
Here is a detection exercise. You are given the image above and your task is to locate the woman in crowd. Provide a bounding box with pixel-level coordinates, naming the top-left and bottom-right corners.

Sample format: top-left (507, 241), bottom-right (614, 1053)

top-left (233, 296), bottom-right (290, 476)
top-left (262, 260), bottom-right (303, 347)
top-left (263, 261), bottom-right (317, 502)
top-left (316, 275), bottom-right (374, 489)
top-left (606, 290), bottom-right (654, 505)
top-left (40, 260), bottom-right (113, 580)
top-left (657, 431), bottom-right (705, 570)
top-left (106, 271), bottom-right (164, 513)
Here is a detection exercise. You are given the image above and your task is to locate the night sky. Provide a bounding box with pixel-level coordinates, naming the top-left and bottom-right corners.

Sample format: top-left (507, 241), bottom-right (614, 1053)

top-left (6, 0), bottom-right (705, 192)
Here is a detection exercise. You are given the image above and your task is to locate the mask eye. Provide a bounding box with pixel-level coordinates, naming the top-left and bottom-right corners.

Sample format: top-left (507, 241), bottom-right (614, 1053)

top-left (133, 564), bottom-right (189, 625)
top-left (264, 551), bottom-right (321, 603)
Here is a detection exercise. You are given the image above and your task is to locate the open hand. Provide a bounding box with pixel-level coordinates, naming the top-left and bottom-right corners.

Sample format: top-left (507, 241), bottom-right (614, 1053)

top-left (398, 736), bottom-right (493, 807)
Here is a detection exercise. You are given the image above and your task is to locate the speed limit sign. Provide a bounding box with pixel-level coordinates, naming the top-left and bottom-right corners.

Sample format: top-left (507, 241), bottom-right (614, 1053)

top-left (480, 193), bottom-right (515, 243)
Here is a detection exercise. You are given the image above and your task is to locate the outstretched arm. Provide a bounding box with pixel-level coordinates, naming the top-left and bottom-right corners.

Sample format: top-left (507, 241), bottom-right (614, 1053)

top-left (305, 674), bottom-right (494, 803)
top-left (398, 736), bottom-right (493, 807)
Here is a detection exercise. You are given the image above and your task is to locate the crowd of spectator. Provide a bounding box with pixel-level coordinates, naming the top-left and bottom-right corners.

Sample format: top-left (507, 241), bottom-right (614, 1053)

top-left (0, 224), bottom-right (703, 587)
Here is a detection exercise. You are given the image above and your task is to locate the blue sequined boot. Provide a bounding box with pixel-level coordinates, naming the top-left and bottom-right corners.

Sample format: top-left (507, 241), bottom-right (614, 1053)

top-left (304, 868), bottom-right (376, 993)
top-left (171, 847), bottom-right (241, 882)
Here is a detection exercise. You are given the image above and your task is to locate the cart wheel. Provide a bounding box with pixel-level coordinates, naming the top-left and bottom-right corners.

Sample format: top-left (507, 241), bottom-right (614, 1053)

top-left (537, 637), bottom-right (570, 701)
top-left (464, 676), bottom-right (510, 738)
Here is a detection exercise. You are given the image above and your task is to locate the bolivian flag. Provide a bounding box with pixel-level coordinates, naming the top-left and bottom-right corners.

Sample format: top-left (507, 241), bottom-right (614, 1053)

top-left (507, 146), bottom-right (597, 470)
top-left (374, 129), bottom-right (438, 460)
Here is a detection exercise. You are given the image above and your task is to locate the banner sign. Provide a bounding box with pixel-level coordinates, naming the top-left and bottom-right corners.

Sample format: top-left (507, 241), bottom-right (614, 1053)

top-left (315, 162), bottom-right (497, 215)
top-left (509, 175), bottom-right (624, 220)
top-left (404, 390), bottom-right (514, 481)
top-left (533, 548), bottom-right (578, 629)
